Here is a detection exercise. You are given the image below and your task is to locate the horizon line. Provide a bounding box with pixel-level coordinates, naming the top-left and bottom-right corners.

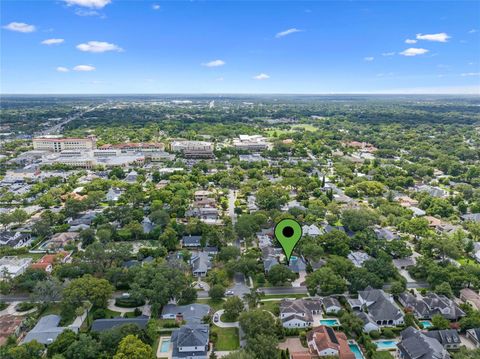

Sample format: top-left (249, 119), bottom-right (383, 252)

top-left (1, 92), bottom-right (479, 96)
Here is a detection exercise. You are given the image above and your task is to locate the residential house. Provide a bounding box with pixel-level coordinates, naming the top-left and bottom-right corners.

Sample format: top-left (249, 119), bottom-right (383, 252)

top-left (356, 311), bottom-right (381, 333)
top-left (190, 252), bottom-right (212, 277)
top-left (289, 256), bottom-right (307, 273)
top-left (0, 231), bottom-right (32, 248)
top-left (23, 315), bottom-right (79, 345)
top-left (466, 328), bottom-right (480, 348)
top-left (161, 304), bottom-right (210, 324)
top-left (0, 256), bottom-right (32, 278)
top-left (357, 286), bottom-right (404, 327)
top-left (348, 251), bottom-right (371, 268)
top-left (106, 187), bottom-right (123, 202)
top-left (459, 288), bottom-right (480, 311)
top-left (306, 326), bottom-right (355, 359)
top-left (416, 185), bottom-right (447, 198)
top-left (30, 251), bottom-right (71, 272)
top-left (393, 257), bottom-right (416, 270)
top-left (302, 224), bottom-right (322, 237)
top-left (398, 292), bottom-right (465, 321)
top-left (279, 298), bottom-right (322, 328)
top-left (263, 256), bottom-right (279, 273)
top-left (142, 217), bottom-right (153, 234)
top-left (91, 316), bottom-right (149, 332)
top-left (194, 190), bottom-right (213, 202)
top-left (461, 213), bottom-right (480, 222)
top-left (425, 330), bottom-right (461, 350)
top-left (42, 232), bottom-right (78, 250)
top-left (374, 227), bottom-right (399, 241)
top-left (171, 324), bottom-right (209, 359)
top-left (323, 297), bottom-right (342, 314)
top-left (397, 327), bottom-right (451, 359)
top-left (182, 235), bottom-right (202, 248)
top-left (125, 170), bottom-right (138, 183)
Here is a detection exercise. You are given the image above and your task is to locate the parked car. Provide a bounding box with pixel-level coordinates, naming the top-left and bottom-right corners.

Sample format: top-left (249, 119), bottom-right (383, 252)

top-left (225, 290), bottom-right (234, 296)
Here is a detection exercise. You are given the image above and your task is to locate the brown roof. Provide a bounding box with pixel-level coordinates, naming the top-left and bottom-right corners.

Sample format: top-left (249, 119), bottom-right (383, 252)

top-left (291, 353), bottom-right (312, 359)
top-left (308, 326), bottom-right (355, 359)
top-left (460, 288), bottom-right (480, 310)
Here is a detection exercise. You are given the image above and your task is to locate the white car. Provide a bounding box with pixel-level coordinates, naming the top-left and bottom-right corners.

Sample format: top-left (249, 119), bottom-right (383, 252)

top-left (225, 290), bottom-right (234, 296)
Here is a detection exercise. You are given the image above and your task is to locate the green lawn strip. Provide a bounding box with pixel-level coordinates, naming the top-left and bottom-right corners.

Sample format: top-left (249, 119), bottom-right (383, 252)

top-left (258, 300), bottom-right (280, 314)
top-left (372, 352), bottom-right (394, 359)
top-left (211, 326), bottom-right (240, 351)
top-left (196, 298), bottom-right (224, 312)
top-left (261, 293), bottom-right (308, 300)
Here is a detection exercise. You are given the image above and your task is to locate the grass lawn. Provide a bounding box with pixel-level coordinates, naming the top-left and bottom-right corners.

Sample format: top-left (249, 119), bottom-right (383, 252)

top-left (261, 293), bottom-right (308, 300)
top-left (39, 303), bottom-right (62, 316)
top-left (104, 309), bottom-right (122, 318)
top-left (259, 300), bottom-right (280, 314)
top-left (123, 311), bottom-right (139, 318)
top-left (220, 313), bottom-right (238, 323)
top-left (196, 298), bottom-right (224, 312)
top-left (458, 258), bottom-right (480, 268)
top-left (291, 124), bottom-right (317, 131)
top-left (212, 326), bottom-right (240, 351)
top-left (372, 352), bottom-right (394, 359)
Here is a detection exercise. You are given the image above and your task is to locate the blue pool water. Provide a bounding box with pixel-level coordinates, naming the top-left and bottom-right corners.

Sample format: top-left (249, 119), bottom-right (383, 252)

top-left (349, 343), bottom-right (364, 359)
top-left (420, 320), bottom-right (433, 328)
top-left (160, 339), bottom-right (171, 352)
top-left (374, 340), bottom-right (399, 350)
top-left (320, 319), bottom-right (341, 326)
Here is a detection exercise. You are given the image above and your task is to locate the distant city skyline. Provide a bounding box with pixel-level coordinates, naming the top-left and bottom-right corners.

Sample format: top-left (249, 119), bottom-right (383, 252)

top-left (1, 0), bottom-right (479, 94)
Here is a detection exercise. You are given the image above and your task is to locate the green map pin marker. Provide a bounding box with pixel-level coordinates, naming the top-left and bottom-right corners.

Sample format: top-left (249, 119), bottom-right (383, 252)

top-left (274, 219), bottom-right (303, 263)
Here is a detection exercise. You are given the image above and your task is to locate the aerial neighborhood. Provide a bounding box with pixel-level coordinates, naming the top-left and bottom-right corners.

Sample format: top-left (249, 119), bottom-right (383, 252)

top-left (0, 96), bottom-right (479, 359)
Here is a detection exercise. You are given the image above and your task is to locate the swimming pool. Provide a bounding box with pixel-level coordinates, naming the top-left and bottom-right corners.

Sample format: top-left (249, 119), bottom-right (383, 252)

top-left (320, 318), bottom-right (341, 326)
top-left (348, 342), bottom-right (365, 359)
top-left (160, 338), bottom-right (171, 353)
top-left (420, 320), bottom-right (433, 329)
top-left (374, 339), bottom-right (399, 351)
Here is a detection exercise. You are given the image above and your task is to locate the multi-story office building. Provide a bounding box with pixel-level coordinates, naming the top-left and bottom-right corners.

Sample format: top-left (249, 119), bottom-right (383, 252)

top-left (33, 135), bottom-right (97, 152)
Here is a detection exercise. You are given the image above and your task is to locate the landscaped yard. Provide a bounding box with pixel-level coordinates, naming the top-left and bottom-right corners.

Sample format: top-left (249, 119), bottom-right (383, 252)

top-left (211, 326), bottom-right (240, 350)
top-left (196, 298), bottom-right (224, 312)
top-left (373, 351), bottom-right (394, 359)
top-left (259, 300), bottom-right (280, 314)
top-left (458, 258), bottom-right (480, 268)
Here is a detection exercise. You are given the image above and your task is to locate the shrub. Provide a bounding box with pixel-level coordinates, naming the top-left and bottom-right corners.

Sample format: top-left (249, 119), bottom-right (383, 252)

top-left (92, 308), bottom-right (106, 319)
top-left (15, 302), bottom-right (35, 312)
top-left (114, 297), bottom-right (145, 308)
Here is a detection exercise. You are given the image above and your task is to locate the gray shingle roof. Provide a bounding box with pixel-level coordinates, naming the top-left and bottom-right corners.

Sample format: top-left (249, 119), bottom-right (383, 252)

top-left (161, 304), bottom-right (210, 323)
top-left (171, 324), bottom-right (209, 359)
top-left (91, 316), bottom-right (149, 332)
top-left (398, 327), bottom-right (450, 359)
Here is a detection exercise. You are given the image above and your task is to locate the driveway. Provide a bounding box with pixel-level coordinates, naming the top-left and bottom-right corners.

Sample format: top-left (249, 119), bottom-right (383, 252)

top-left (278, 338), bottom-right (308, 353)
top-left (212, 310), bottom-right (239, 328)
top-left (292, 271), bottom-right (306, 287)
top-left (228, 273), bottom-right (250, 298)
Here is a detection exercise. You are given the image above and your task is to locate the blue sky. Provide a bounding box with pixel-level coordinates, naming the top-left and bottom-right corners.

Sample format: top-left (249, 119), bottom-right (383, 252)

top-left (1, 0), bottom-right (479, 94)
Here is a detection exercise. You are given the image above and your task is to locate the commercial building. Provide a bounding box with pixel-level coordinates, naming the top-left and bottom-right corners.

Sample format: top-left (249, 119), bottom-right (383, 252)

top-left (233, 135), bottom-right (269, 151)
top-left (171, 140), bottom-right (214, 158)
top-left (0, 256), bottom-right (33, 278)
top-left (33, 135), bottom-right (97, 152)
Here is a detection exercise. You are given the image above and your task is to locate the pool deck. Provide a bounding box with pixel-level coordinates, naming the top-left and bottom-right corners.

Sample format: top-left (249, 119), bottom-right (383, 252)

top-left (157, 336), bottom-right (172, 359)
top-left (373, 339), bottom-right (399, 351)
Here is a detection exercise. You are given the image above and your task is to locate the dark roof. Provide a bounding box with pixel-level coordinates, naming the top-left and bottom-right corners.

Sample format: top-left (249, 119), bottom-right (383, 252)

top-left (182, 235), bottom-right (202, 246)
top-left (398, 327), bottom-right (450, 359)
top-left (171, 324), bottom-right (209, 358)
top-left (425, 330), bottom-right (461, 346)
top-left (91, 317), bottom-right (149, 332)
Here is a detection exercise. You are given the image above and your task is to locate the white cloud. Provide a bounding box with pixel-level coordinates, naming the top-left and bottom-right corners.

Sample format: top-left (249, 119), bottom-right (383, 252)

top-left (76, 41), bottom-right (123, 53)
top-left (64, 0), bottom-right (111, 9)
top-left (56, 66), bottom-right (70, 72)
top-left (253, 73), bottom-right (270, 80)
top-left (405, 39), bottom-right (417, 44)
top-left (216, 77), bottom-right (224, 81)
top-left (382, 52), bottom-right (395, 56)
top-left (461, 72), bottom-right (480, 77)
top-left (75, 9), bottom-right (101, 16)
top-left (73, 65), bottom-right (96, 71)
top-left (3, 22), bottom-right (36, 33)
top-left (364, 56), bottom-right (374, 62)
top-left (399, 48), bottom-right (429, 57)
top-left (202, 59), bottom-right (225, 67)
top-left (41, 38), bottom-right (64, 45)
top-left (152, 4), bottom-right (160, 10)
top-left (275, 28), bottom-right (303, 38)
top-left (416, 32), bottom-right (450, 42)
top-left (468, 29), bottom-right (478, 34)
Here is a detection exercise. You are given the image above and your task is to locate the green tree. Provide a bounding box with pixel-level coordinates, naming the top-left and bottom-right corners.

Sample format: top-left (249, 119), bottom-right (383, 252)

top-left (431, 314), bottom-right (450, 330)
top-left (209, 284), bottom-right (226, 302)
top-left (65, 333), bottom-right (101, 359)
top-left (62, 274), bottom-right (114, 313)
top-left (267, 265), bottom-right (296, 286)
top-left (306, 267), bottom-right (347, 296)
top-left (47, 329), bottom-right (77, 357)
top-left (223, 296), bottom-right (245, 321)
top-left (113, 334), bottom-right (155, 359)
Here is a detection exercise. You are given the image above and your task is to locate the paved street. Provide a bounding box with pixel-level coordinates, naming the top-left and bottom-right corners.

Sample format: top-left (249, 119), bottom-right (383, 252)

top-left (259, 286), bottom-right (309, 295)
